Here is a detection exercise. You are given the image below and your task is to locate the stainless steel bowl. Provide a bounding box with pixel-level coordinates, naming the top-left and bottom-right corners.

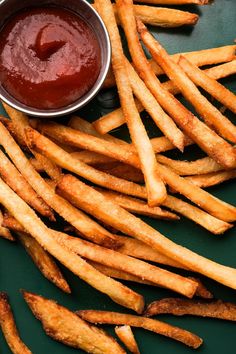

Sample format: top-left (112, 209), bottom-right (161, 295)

top-left (0, 0), bottom-right (111, 117)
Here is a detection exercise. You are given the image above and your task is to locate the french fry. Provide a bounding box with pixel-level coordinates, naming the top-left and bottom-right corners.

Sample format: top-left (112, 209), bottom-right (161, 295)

top-left (0, 209), bottom-right (14, 241)
top-left (0, 292), bottom-right (32, 354)
top-left (17, 231), bottom-right (71, 293)
top-left (95, 3), bottom-right (198, 27)
top-left (94, 188), bottom-right (179, 220)
top-left (32, 151), bottom-right (62, 181)
top-left (125, 58), bottom-right (185, 150)
top-left (96, 162), bottom-right (144, 183)
top-left (116, 3), bottom-right (236, 168)
top-left (52, 230), bottom-right (198, 297)
top-left (96, 188), bottom-right (233, 234)
top-left (156, 155), bottom-right (223, 176)
top-left (144, 298), bottom-right (236, 321)
top-left (103, 45), bottom-right (236, 89)
top-left (115, 325), bottom-right (140, 354)
top-left (0, 149), bottom-right (54, 219)
top-left (188, 277), bottom-right (213, 299)
top-left (55, 174), bottom-right (236, 291)
top-left (179, 56), bottom-right (236, 114)
top-left (71, 151), bottom-right (115, 165)
top-left (0, 179), bottom-right (144, 312)
top-left (25, 127), bottom-right (147, 200)
top-left (137, 25), bottom-right (236, 143)
top-left (185, 170), bottom-right (236, 188)
top-left (133, 0), bottom-right (208, 4)
top-left (22, 291), bottom-right (125, 353)
top-left (77, 310), bottom-right (203, 349)
top-left (0, 123), bottom-right (120, 249)
top-left (95, 0), bottom-right (167, 206)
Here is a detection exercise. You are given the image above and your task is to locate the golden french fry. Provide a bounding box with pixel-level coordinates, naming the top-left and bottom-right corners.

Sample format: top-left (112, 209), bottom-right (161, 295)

top-left (52, 229), bottom-right (198, 298)
top-left (144, 298), bottom-right (236, 321)
top-left (23, 291), bottom-right (125, 353)
top-left (0, 292), bottom-right (32, 354)
top-left (25, 127), bottom-right (147, 200)
top-left (96, 188), bottom-right (232, 234)
top-left (138, 26), bottom-right (236, 143)
top-left (32, 151), bottom-right (62, 181)
top-left (55, 174), bottom-right (236, 291)
top-left (77, 310), bottom-right (203, 349)
top-left (115, 325), bottom-right (140, 354)
top-left (103, 45), bottom-right (236, 90)
top-left (94, 187), bottom-right (179, 220)
top-left (0, 123), bottom-right (120, 249)
top-left (95, 0), bottom-right (167, 206)
top-left (116, 3), bottom-right (236, 168)
top-left (0, 149), bottom-right (54, 219)
top-left (188, 277), bottom-right (213, 299)
top-left (179, 56), bottom-right (236, 114)
top-left (0, 178), bottom-right (144, 312)
top-left (96, 162), bottom-right (144, 183)
top-left (185, 170), bottom-right (236, 188)
top-left (17, 231), bottom-right (70, 293)
top-left (0, 209), bottom-right (14, 241)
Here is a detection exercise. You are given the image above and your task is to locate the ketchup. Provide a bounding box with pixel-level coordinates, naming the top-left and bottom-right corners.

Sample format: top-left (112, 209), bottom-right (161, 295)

top-left (0, 7), bottom-right (101, 109)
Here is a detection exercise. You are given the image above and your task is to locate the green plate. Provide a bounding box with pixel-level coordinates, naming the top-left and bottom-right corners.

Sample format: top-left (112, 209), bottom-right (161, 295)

top-left (0, 1), bottom-right (236, 353)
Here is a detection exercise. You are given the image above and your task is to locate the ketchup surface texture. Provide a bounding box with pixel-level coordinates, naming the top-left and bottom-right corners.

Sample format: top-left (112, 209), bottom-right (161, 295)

top-left (0, 7), bottom-right (101, 109)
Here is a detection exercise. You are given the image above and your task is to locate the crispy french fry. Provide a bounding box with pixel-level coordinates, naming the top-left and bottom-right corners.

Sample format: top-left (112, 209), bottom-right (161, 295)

top-left (133, 0), bottom-right (208, 4)
top-left (0, 123), bottom-right (120, 249)
top-left (103, 45), bottom-right (236, 89)
top-left (23, 291), bottom-right (125, 353)
top-left (0, 292), bottom-right (32, 354)
top-left (17, 231), bottom-right (70, 293)
top-left (0, 209), bottom-right (14, 241)
top-left (71, 151), bottom-right (115, 165)
top-left (77, 310), bottom-right (203, 349)
top-left (0, 149), bottom-right (54, 219)
top-left (96, 162), bottom-right (144, 183)
top-left (96, 188), bottom-right (233, 234)
top-left (188, 277), bottom-right (213, 299)
top-left (144, 298), bottom-right (236, 321)
top-left (185, 170), bottom-right (236, 188)
top-left (179, 56), bottom-right (236, 114)
top-left (115, 325), bottom-right (140, 354)
top-left (52, 230), bottom-right (198, 298)
top-left (94, 188), bottom-right (179, 220)
top-left (55, 174), bottom-right (236, 291)
top-left (116, 3), bottom-right (236, 168)
top-left (138, 25), bottom-right (236, 143)
top-left (96, 3), bottom-right (198, 27)
top-left (32, 151), bottom-right (62, 181)
top-left (0, 179), bottom-right (144, 312)
top-left (26, 127), bottom-right (147, 200)
top-left (95, 0), bottom-right (167, 206)
top-left (156, 155), bottom-right (223, 176)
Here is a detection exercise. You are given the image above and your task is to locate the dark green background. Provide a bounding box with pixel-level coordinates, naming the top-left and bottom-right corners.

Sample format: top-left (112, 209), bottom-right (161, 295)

top-left (0, 0), bottom-right (236, 353)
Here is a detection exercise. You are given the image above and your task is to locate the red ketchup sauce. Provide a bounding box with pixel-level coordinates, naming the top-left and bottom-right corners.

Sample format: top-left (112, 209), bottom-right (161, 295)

top-left (0, 7), bottom-right (101, 109)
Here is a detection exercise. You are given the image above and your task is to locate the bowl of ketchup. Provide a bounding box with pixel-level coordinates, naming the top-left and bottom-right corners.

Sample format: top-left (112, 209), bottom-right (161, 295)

top-left (0, 0), bottom-right (111, 117)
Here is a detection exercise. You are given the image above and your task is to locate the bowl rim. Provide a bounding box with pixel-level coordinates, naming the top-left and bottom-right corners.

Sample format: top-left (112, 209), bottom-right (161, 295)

top-left (0, 0), bottom-right (111, 117)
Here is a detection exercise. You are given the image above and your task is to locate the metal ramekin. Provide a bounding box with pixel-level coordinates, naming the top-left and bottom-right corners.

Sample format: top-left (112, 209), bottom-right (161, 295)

top-left (0, 0), bottom-right (111, 117)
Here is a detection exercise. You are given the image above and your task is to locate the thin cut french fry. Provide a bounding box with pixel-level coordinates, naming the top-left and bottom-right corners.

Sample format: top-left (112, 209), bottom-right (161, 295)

top-left (0, 122), bottom-right (120, 249)
top-left (77, 310), bottom-right (203, 349)
top-left (115, 325), bottom-right (140, 354)
top-left (0, 209), bottom-right (14, 241)
top-left (137, 24), bottom-right (236, 143)
top-left (144, 298), bottom-right (236, 321)
top-left (23, 291), bottom-right (125, 353)
top-left (116, 3), bottom-right (236, 168)
top-left (71, 151), bottom-right (115, 165)
top-left (96, 188), bottom-right (233, 234)
top-left (185, 170), bottom-right (236, 188)
top-left (32, 151), bottom-right (62, 181)
top-left (95, 0), bottom-right (167, 206)
top-left (0, 292), bottom-right (32, 354)
top-left (179, 56), bottom-right (236, 114)
top-left (0, 178), bottom-right (144, 312)
top-left (96, 162), bottom-right (144, 183)
top-left (95, 3), bottom-right (199, 27)
top-left (52, 230), bottom-right (198, 298)
top-left (103, 45), bottom-right (236, 89)
top-left (17, 231), bottom-right (71, 293)
top-left (55, 174), bottom-right (236, 291)
top-left (0, 149), bottom-right (54, 219)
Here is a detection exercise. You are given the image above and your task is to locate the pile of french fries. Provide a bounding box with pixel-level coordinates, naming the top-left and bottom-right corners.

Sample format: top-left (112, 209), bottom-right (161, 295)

top-left (0, 0), bottom-right (236, 353)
